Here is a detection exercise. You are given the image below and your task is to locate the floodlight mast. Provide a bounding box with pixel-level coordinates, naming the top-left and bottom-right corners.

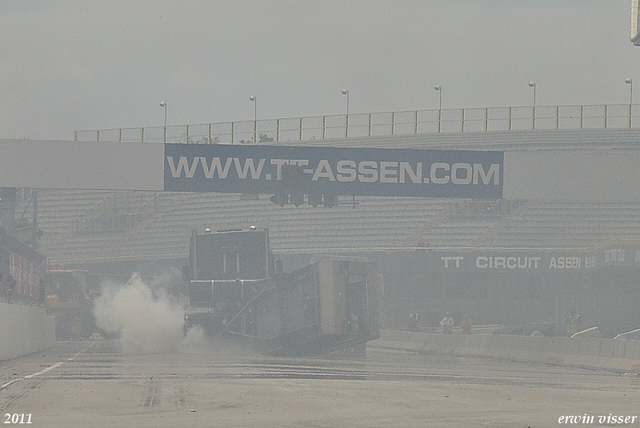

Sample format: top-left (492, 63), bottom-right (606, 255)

top-left (632, 0), bottom-right (640, 46)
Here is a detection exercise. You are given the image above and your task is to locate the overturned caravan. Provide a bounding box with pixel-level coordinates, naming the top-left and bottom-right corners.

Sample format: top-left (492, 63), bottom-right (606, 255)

top-left (184, 228), bottom-right (380, 356)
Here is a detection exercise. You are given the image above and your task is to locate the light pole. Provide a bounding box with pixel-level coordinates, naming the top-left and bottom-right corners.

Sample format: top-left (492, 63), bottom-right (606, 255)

top-left (626, 78), bottom-right (633, 127)
top-left (341, 89), bottom-right (349, 137)
top-left (249, 95), bottom-right (257, 143)
top-left (434, 86), bottom-right (442, 132)
top-left (159, 101), bottom-right (167, 142)
top-left (528, 81), bottom-right (536, 129)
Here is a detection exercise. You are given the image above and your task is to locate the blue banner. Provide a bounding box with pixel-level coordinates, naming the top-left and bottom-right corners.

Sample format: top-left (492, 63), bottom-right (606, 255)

top-left (164, 143), bottom-right (503, 199)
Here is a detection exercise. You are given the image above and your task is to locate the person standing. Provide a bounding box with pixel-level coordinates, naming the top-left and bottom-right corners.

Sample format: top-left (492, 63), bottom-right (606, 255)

top-left (440, 312), bottom-right (454, 334)
top-left (565, 309), bottom-right (581, 336)
top-left (408, 313), bottom-right (419, 332)
top-left (461, 314), bottom-right (472, 334)
top-left (6, 275), bottom-right (16, 304)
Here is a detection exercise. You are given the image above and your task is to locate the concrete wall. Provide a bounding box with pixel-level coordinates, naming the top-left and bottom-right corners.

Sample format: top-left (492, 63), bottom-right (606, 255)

top-left (370, 330), bottom-right (640, 373)
top-left (0, 303), bottom-right (56, 361)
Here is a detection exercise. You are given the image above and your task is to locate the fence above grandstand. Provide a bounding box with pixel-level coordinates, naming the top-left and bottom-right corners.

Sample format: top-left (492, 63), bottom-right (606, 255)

top-left (75, 103), bottom-right (640, 144)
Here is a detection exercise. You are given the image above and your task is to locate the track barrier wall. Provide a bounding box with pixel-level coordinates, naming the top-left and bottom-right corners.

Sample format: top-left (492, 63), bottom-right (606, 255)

top-left (0, 303), bottom-right (56, 361)
top-left (370, 330), bottom-right (640, 373)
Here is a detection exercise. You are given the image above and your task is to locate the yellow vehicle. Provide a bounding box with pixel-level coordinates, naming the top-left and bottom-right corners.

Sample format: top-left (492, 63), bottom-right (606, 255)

top-left (46, 267), bottom-right (95, 339)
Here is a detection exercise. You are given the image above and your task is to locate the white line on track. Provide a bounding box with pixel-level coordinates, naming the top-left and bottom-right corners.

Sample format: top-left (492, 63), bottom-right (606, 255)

top-left (0, 379), bottom-right (21, 390)
top-left (0, 342), bottom-right (94, 390)
top-left (23, 361), bottom-right (64, 379)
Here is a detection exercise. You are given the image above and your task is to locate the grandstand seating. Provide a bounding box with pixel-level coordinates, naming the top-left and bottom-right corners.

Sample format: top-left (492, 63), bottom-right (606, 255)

top-left (15, 189), bottom-right (640, 265)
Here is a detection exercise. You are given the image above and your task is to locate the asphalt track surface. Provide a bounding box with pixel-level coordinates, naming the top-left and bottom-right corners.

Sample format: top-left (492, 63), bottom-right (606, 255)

top-left (1, 336), bottom-right (639, 428)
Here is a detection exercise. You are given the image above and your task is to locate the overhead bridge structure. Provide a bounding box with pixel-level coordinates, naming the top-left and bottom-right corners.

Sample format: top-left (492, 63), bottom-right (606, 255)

top-left (3, 129), bottom-right (640, 204)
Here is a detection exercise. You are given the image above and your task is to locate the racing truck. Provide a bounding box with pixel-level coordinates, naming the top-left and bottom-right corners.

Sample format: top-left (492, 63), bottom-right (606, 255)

top-left (183, 228), bottom-right (380, 356)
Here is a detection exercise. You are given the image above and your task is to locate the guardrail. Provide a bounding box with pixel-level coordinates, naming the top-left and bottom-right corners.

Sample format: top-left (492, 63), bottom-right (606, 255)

top-left (372, 330), bottom-right (640, 372)
top-left (420, 324), bottom-right (503, 335)
top-left (75, 103), bottom-right (640, 144)
top-left (614, 328), bottom-right (640, 341)
top-left (570, 326), bottom-right (601, 339)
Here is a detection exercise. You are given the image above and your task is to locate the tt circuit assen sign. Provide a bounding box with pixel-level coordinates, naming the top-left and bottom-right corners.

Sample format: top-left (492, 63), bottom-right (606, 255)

top-left (436, 250), bottom-right (587, 272)
top-left (164, 144), bottom-right (503, 199)
top-left (429, 242), bottom-right (640, 273)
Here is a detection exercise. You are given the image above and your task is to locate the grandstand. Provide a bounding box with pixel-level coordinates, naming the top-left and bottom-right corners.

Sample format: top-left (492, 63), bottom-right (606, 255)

top-left (23, 190), bottom-right (640, 265)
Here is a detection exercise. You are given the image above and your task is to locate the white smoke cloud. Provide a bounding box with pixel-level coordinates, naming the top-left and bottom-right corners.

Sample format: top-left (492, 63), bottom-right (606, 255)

top-left (93, 273), bottom-right (185, 354)
top-left (180, 324), bottom-right (212, 353)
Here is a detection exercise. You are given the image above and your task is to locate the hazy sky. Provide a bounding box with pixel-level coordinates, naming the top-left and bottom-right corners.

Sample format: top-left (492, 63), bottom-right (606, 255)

top-left (1, 0), bottom-right (638, 140)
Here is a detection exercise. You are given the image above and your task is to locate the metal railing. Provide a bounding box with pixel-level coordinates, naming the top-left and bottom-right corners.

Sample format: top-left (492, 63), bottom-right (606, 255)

top-left (75, 103), bottom-right (640, 144)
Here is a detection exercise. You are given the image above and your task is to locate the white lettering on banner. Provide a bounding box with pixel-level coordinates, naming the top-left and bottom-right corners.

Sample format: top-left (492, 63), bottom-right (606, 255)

top-left (379, 161), bottom-right (398, 183)
top-left (312, 160), bottom-right (336, 181)
top-left (336, 160), bottom-right (357, 182)
top-left (451, 163), bottom-right (472, 185)
top-left (271, 159), bottom-right (310, 179)
top-left (474, 163), bottom-right (500, 185)
top-left (429, 163), bottom-right (500, 186)
top-left (270, 159), bottom-right (288, 180)
top-left (548, 257), bottom-right (582, 269)
top-left (604, 248), bottom-right (625, 263)
top-left (441, 256), bottom-right (464, 268)
top-left (290, 159), bottom-right (310, 167)
top-left (430, 163), bottom-right (450, 184)
top-left (201, 157), bottom-right (232, 178)
top-left (167, 156), bottom-right (200, 178)
top-left (357, 161), bottom-right (378, 183)
top-left (475, 256), bottom-right (541, 269)
top-left (233, 158), bottom-right (265, 179)
top-left (167, 156), bottom-right (501, 187)
top-left (399, 162), bottom-right (422, 184)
